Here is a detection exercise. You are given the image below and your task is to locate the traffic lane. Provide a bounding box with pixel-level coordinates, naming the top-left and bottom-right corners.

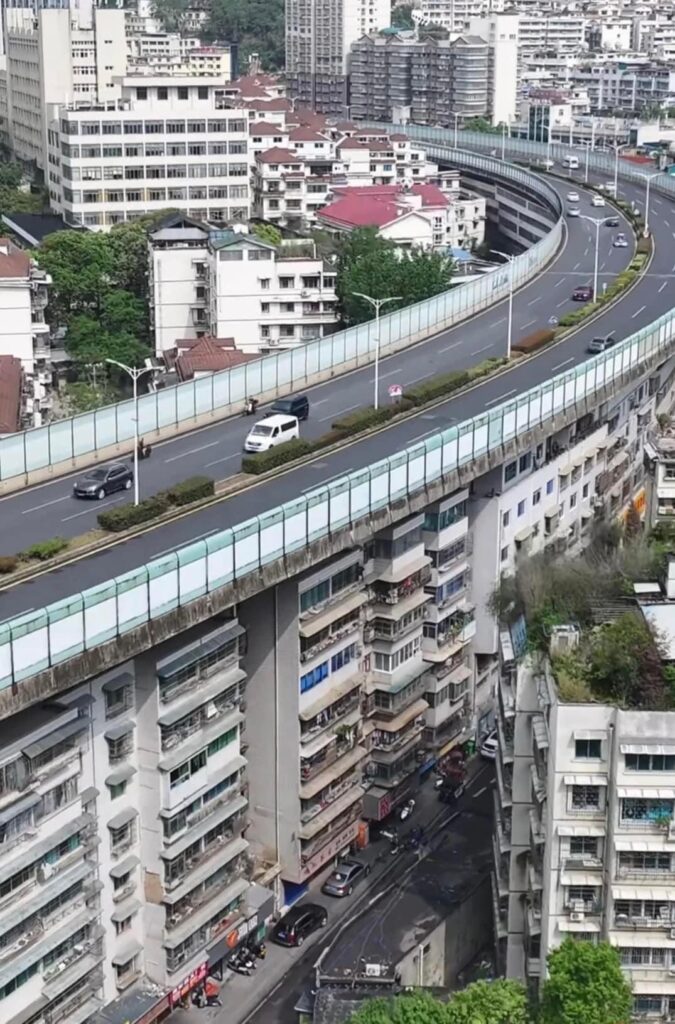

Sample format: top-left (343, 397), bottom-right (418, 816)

top-left (0, 202), bottom-right (599, 553)
top-left (2, 243), bottom-right (670, 618)
top-left (244, 772), bottom-right (494, 1024)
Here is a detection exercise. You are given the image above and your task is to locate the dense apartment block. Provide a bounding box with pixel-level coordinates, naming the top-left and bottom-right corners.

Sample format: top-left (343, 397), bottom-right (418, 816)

top-left (149, 215), bottom-right (338, 355)
top-left (285, 0), bottom-right (391, 113)
top-left (47, 75), bottom-right (251, 230)
top-left (0, 237), bottom-right (52, 427)
top-left (349, 33), bottom-right (490, 126)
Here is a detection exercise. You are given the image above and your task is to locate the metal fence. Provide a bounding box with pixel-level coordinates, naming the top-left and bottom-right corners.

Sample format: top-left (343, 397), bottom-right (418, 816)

top-left (0, 149), bottom-right (562, 484)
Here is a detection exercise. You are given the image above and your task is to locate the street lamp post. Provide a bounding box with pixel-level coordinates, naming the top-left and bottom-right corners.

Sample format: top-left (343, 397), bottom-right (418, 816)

top-left (638, 170), bottom-right (660, 238)
top-left (501, 122), bottom-right (507, 161)
top-left (578, 216), bottom-right (604, 303)
top-left (490, 249), bottom-right (515, 359)
top-left (449, 111), bottom-right (460, 150)
top-left (105, 359), bottom-right (154, 506)
top-left (351, 293), bottom-right (402, 409)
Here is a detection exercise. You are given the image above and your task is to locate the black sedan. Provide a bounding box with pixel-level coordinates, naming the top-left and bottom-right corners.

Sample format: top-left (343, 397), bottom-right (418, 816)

top-left (321, 858), bottom-right (370, 898)
top-left (73, 463), bottom-right (133, 500)
top-left (271, 903), bottom-right (328, 947)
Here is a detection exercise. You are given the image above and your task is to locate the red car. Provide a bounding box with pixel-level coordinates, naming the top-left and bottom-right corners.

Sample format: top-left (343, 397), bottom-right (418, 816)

top-left (572, 285), bottom-right (593, 302)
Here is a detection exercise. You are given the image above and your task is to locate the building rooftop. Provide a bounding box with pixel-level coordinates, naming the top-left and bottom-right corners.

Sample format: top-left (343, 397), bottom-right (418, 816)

top-left (257, 146), bottom-right (303, 164)
top-left (1, 212), bottom-right (75, 246)
top-left (172, 336), bottom-right (253, 380)
top-left (250, 121), bottom-right (286, 136)
top-left (0, 237), bottom-right (30, 278)
top-left (93, 979), bottom-right (167, 1024)
top-left (317, 183), bottom-right (448, 231)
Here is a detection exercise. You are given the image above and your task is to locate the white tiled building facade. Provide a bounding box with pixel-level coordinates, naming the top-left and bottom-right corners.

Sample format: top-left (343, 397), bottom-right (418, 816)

top-left (47, 76), bottom-right (250, 230)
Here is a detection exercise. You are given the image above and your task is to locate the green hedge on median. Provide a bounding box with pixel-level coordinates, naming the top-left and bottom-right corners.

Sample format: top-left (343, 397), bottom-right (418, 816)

top-left (98, 495), bottom-right (170, 532)
top-left (331, 405), bottom-right (399, 436)
top-left (23, 538), bottom-right (69, 561)
top-left (241, 439), bottom-right (314, 476)
top-left (167, 475), bottom-right (215, 506)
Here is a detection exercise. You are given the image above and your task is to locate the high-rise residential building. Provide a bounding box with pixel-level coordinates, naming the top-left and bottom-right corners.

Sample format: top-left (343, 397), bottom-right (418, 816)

top-left (468, 13), bottom-right (519, 126)
top-left (46, 75), bottom-right (251, 231)
top-left (1, 4), bottom-right (126, 169)
top-left (420, 0), bottom-right (505, 35)
top-left (285, 0), bottom-right (391, 114)
top-left (348, 32), bottom-right (489, 126)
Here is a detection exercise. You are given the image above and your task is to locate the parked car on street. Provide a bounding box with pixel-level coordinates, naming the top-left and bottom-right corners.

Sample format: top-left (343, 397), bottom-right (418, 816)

top-left (480, 731), bottom-right (498, 760)
top-left (271, 903), bottom-right (328, 947)
top-left (321, 858), bottom-right (370, 897)
top-left (73, 463), bottom-right (133, 500)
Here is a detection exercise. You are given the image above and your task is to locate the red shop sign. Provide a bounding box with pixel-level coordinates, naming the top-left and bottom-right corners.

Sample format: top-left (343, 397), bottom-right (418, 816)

top-left (169, 962), bottom-right (208, 1007)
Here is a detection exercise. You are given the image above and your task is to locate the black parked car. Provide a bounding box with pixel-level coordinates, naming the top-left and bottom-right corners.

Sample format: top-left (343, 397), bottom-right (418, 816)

top-left (73, 463), bottom-right (133, 500)
top-left (270, 394), bottom-right (310, 420)
top-left (271, 903), bottom-right (328, 947)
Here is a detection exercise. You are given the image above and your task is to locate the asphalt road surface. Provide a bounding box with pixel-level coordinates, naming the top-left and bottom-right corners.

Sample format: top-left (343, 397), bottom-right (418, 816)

top-left (0, 175), bottom-right (632, 557)
top-left (2, 169), bottom-right (671, 614)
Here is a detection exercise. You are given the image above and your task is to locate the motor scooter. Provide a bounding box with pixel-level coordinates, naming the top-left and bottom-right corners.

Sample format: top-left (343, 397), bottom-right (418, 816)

top-left (399, 798), bottom-right (416, 821)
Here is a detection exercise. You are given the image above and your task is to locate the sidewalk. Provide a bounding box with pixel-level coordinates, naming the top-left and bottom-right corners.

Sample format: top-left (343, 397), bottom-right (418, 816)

top-left (188, 757), bottom-right (490, 1024)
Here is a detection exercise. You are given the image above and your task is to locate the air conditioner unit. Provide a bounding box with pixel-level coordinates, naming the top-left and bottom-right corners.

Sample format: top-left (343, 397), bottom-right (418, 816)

top-left (570, 911), bottom-right (585, 922)
top-left (268, 338), bottom-right (280, 346)
top-left (301, 289), bottom-right (310, 297)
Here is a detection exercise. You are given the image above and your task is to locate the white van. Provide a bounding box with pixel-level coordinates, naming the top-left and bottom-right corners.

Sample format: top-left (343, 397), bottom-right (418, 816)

top-left (244, 414), bottom-right (299, 453)
top-left (562, 155), bottom-right (580, 170)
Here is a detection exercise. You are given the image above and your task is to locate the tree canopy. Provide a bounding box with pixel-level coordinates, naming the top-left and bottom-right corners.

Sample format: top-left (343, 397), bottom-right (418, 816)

top-left (206, 0), bottom-right (284, 69)
top-left (335, 228), bottom-right (454, 326)
top-left (348, 981), bottom-right (529, 1024)
top-left (540, 940), bottom-right (632, 1024)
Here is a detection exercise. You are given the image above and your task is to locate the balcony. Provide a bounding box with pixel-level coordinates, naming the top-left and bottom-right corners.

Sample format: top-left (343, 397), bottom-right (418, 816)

top-left (300, 802), bottom-right (362, 862)
top-left (165, 856), bottom-right (248, 926)
top-left (371, 710), bottom-right (427, 761)
top-left (301, 732), bottom-right (359, 783)
top-left (162, 812), bottom-right (248, 892)
top-left (370, 566), bottom-right (431, 606)
top-left (300, 745), bottom-right (368, 801)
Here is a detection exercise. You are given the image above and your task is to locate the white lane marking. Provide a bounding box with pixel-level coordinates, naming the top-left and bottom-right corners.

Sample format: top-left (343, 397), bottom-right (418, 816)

top-left (584, 246), bottom-right (589, 256)
top-left (527, 296), bottom-right (540, 306)
top-left (204, 452), bottom-right (240, 468)
top-left (311, 397), bottom-right (330, 407)
top-left (659, 281), bottom-right (669, 293)
top-left (665, 219), bottom-right (671, 228)
top-left (554, 279), bottom-right (564, 288)
top-left (474, 343), bottom-right (493, 355)
top-left (632, 305), bottom-right (646, 319)
top-left (573, 261), bottom-right (580, 270)
top-left (552, 357), bottom-right (574, 371)
top-left (439, 338), bottom-right (464, 354)
top-left (493, 316), bottom-right (506, 325)
top-left (22, 495), bottom-right (71, 514)
top-left (61, 496), bottom-right (125, 521)
top-left (556, 298), bottom-right (568, 308)
top-left (153, 528), bottom-right (219, 559)
top-left (599, 261), bottom-right (606, 270)
top-left (655, 198), bottom-right (663, 206)
top-left (164, 440), bottom-right (220, 463)
top-left (318, 403), bottom-right (360, 423)
top-left (381, 366), bottom-right (405, 378)
top-left (473, 786), bottom-right (487, 798)
top-left (407, 369), bottom-right (435, 384)
top-left (485, 388), bottom-right (517, 408)
top-left (521, 319), bottom-right (536, 329)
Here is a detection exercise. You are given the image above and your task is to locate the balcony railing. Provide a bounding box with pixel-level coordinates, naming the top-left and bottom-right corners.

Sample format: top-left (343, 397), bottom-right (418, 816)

top-left (372, 566), bottom-right (432, 605)
top-left (301, 739), bottom-right (354, 782)
top-left (300, 804), bottom-right (361, 862)
top-left (301, 771), bottom-right (361, 825)
top-left (371, 717), bottom-right (426, 756)
top-left (300, 691), bottom-right (361, 743)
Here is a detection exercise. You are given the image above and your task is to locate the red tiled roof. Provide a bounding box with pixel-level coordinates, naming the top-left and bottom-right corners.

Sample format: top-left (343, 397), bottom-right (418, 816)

top-left (247, 98), bottom-right (292, 112)
top-left (0, 355), bottom-right (22, 434)
top-left (289, 127), bottom-right (328, 142)
top-left (174, 337), bottom-right (253, 381)
top-left (257, 147), bottom-right (303, 164)
top-left (249, 121), bottom-right (286, 136)
top-left (317, 183), bottom-right (448, 230)
top-left (337, 139), bottom-right (369, 151)
top-left (0, 238), bottom-right (30, 278)
top-left (389, 133), bottom-right (409, 141)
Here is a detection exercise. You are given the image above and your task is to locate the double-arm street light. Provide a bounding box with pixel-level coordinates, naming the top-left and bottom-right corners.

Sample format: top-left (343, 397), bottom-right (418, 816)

top-left (490, 249), bottom-right (515, 360)
top-left (578, 215), bottom-right (605, 302)
top-left (351, 293), bottom-right (402, 410)
top-left (106, 358), bottom-right (154, 506)
top-left (613, 142), bottom-right (631, 197)
top-left (635, 170), bottom-right (661, 238)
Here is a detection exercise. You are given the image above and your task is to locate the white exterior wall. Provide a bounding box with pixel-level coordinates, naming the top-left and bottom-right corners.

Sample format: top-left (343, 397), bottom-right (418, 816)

top-left (0, 275), bottom-right (34, 371)
top-left (469, 13), bottom-right (519, 126)
top-left (151, 243), bottom-right (208, 356)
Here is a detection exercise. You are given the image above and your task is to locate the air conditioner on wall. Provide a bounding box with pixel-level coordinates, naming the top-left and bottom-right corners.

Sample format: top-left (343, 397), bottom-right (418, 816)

top-left (570, 911), bottom-right (585, 922)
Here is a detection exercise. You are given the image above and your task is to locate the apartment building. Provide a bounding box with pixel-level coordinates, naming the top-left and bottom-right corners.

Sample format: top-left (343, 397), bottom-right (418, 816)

top-left (495, 607), bottom-right (675, 1017)
top-left (285, 0), bottom-right (391, 114)
top-left (349, 32), bottom-right (489, 125)
top-left (0, 237), bottom-right (52, 428)
top-left (2, 5), bottom-right (126, 170)
top-left (47, 75), bottom-right (250, 231)
top-left (149, 216), bottom-right (338, 355)
top-left (420, 0), bottom-right (503, 34)
top-left (252, 130), bottom-right (440, 229)
top-left (468, 13), bottom-right (519, 126)
top-left (569, 60), bottom-right (675, 113)
top-left (517, 14), bottom-right (587, 57)
top-left (127, 40), bottom-right (237, 79)
top-left (316, 181), bottom-right (486, 252)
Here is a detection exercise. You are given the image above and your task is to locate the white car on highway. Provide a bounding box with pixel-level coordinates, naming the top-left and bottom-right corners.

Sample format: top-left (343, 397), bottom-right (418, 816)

top-left (566, 191), bottom-right (580, 202)
top-left (567, 207), bottom-right (580, 217)
top-left (591, 194), bottom-right (605, 207)
top-left (613, 232), bottom-right (629, 248)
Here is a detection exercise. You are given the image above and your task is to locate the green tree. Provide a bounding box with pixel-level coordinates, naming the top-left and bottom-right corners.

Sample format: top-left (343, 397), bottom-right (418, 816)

top-left (586, 612), bottom-right (667, 708)
top-left (541, 940), bottom-right (632, 1024)
top-left (100, 291), bottom-right (147, 339)
top-left (0, 163), bottom-right (23, 189)
top-left (254, 223), bottom-right (282, 247)
top-left (206, 0), bottom-right (285, 68)
top-left (336, 227), bottom-right (453, 326)
top-left (446, 980), bottom-right (529, 1024)
top-left (391, 3), bottom-right (414, 29)
top-left (151, 0), bottom-right (190, 32)
top-left (36, 231), bottom-right (116, 323)
top-left (0, 185), bottom-right (45, 220)
top-left (65, 315), bottom-right (148, 371)
top-left (350, 991), bottom-right (448, 1024)
top-left (463, 117), bottom-right (500, 135)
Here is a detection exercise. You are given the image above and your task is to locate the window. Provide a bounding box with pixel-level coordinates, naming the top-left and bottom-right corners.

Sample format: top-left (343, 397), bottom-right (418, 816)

top-left (136, 87), bottom-right (147, 100)
top-left (501, 545), bottom-right (509, 562)
top-left (198, 86), bottom-right (208, 100)
top-left (569, 836), bottom-right (598, 856)
top-left (157, 87), bottom-right (168, 100)
top-left (105, 682), bottom-right (132, 719)
top-left (281, 302), bottom-right (295, 313)
top-left (300, 661), bottom-right (328, 694)
top-left (620, 947), bottom-right (667, 967)
top-left (621, 797), bottom-right (673, 823)
top-left (178, 87), bottom-right (189, 100)
top-left (582, 483), bottom-right (589, 498)
top-left (169, 750), bottom-right (207, 788)
top-left (504, 461), bottom-right (517, 483)
top-left (570, 785), bottom-right (601, 810)
top-left (575, 738), bottom-right (601, 758)
top-left (546, 479), bottom-right (554, 494)
top-left (219, 250), bottom-right (243, 261)
top-left (625, 752), bottom-right (675, 771)
top-left (532, 489), bottom-right (541, 506)
top-left (279, 276), bottom-right (295, 289)
top-left (518, 500), bottom-right (526, 517)
top-left (261, 302), bottom-right (270, 313)
top-left (519, 453), bottom-right (531, 473)
top-left (502, 510), bottom-right (510, 528)
top-left (331, 644), bottom-right (358, 672)
top-left (108, 780), bottom-right (127, 800)
top-left (115, 911), bottom-right (135, 935)
top-left (570, 493), bottom-right (577, 509)
top-left (260, 278), bottom-right (270, 290)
